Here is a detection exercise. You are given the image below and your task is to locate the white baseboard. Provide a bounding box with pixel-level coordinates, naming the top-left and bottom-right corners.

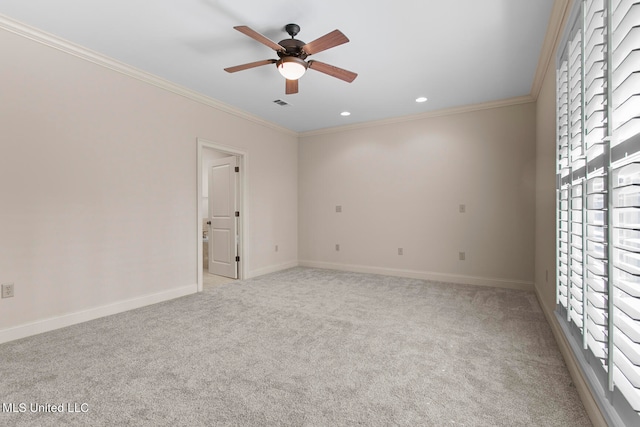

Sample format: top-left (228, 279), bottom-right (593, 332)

top-left (298, 260), bottom-right (534, 291)
top-left (247, 260), bottom-right (299, 279)
top-left (0, 283), bottom-right (197, 345)
top-left (533, 284), bottom-right (608, 427)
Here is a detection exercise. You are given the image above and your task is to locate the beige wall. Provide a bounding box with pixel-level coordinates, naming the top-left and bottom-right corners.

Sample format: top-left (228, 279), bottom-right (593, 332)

top-left (535, 56), bottom-right (558, 313)
top-left (0, 27), bottom-right (298, 336)
top-left (298, 103), bottom-right (537, 289)
top-left (0, 4), bottom-right (555, 343)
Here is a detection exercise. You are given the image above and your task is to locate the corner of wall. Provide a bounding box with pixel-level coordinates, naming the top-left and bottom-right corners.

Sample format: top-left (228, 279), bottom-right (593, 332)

top-left (247, 261), bottom-right (299, 279)
top-left (530, 0), bottom-right (573, 99)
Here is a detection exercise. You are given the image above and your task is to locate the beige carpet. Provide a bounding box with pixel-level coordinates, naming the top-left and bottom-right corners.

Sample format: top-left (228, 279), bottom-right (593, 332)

top-left (0, 267), bottom-right (591, 426)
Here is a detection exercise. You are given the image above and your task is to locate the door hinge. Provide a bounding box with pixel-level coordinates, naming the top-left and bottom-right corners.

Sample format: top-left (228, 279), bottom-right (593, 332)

top-left (235, 211), bottom-right (240, 217)
top-left (235, 166), bottom-right (239, 172)
top-left (235, 256), bottom-right (240, 262)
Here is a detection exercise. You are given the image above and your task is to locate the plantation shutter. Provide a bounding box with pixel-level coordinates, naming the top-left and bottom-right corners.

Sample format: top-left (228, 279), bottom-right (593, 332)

top-left (556, 0), bottom-right (640, 422)
top-left (569, 19), bottom-right (587, 334)
top-left (558, 54), bottom-right (570, 311)
top-left (611, 0), bottom-right (640, 413)
top-left (611, 0), bottom-right (640, 147)
top-left (584, 0), bottom-right (609, 370)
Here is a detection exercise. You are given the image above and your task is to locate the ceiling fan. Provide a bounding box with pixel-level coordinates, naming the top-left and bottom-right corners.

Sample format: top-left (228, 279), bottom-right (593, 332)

top-left (224, 23), bottom-right (358, 95)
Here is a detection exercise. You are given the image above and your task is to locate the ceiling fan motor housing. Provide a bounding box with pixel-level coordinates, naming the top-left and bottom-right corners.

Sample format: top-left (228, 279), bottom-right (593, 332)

top-left (277, 38), bottom-right (308, 60)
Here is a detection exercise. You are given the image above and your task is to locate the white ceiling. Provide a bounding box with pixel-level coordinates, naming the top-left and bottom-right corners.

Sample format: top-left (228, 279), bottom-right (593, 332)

top-left (0, 0), bottom-right (555, 133)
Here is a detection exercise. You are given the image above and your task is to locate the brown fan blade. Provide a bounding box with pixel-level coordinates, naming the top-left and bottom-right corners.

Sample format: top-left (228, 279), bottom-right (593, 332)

top-left (234, 26), bottom-right (284, 52)
top-left (224, 59), bottom-right (276, 73)
top-left (302, 29), bottom-right (349, 55)
top-left (308, 60), bottom-right (357, 83)
top-left (285, 79), bottom-right (298, 95)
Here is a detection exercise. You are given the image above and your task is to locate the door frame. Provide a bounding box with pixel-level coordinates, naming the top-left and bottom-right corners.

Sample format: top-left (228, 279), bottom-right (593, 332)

top-left (197, 138), bottom-right (248, 291)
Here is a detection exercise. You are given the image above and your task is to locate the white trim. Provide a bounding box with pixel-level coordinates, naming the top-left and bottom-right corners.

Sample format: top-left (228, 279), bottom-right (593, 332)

top-left (0, 284), bottom-right (196, 345)
top-left (247, 260), bottom-right (299, 279)
top-left (299, 260), bottom-right (534, 291)
top-left (298, 96), bottom-right (535, 138)
top-left (533, 285), bottom-right (608, 427)
top-left (1, 10), bottom-right (571, 137)
top-left (0, 13), bottom-right (546, 138)
top-left (196, 138), bottom-right (248, 291)
top-left (0, 13), bottom-right (297, 138)
top-left (530, 0), bottom-right (573, 99)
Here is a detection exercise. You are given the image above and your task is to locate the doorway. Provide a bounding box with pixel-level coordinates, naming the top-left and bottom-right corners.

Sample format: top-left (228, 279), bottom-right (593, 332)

top-left (197, 139), bottom-right (247, 292)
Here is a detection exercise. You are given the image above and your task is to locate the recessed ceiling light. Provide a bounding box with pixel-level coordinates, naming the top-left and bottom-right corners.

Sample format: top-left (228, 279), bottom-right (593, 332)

top-left (416, 97), bottom-right (428, 103)
top-left (340, 111), bottom-right (351, 116)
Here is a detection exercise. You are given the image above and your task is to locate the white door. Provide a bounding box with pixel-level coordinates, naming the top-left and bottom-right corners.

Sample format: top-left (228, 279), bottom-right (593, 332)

top-left (208, 156), bottom-right (238, 278)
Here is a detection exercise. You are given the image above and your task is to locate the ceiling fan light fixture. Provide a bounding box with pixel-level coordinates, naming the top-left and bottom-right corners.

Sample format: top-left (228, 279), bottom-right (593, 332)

top-left (277, 57), bottom-right (307, 80)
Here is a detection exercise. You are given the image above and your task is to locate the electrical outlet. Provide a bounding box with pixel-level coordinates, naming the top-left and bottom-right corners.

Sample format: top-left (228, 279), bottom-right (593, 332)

top-left (335, 244), bottom-right (340, 251)
top-left (398, 248), bottom-right (403, 255)
top-left (1, 283), bottom-right (14, 299)
top-left (459, 252), bottom-right (466, 261)
top-left (336, 205), bottom-right (342, 213)
top-left (459, 204), bottom-right (466, 213)
top-left (275, 245), bottom-right (279, 252)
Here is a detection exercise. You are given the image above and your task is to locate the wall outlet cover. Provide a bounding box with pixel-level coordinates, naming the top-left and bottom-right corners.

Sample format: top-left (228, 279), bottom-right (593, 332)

top-left (1, 283), bottom-right (15, 299)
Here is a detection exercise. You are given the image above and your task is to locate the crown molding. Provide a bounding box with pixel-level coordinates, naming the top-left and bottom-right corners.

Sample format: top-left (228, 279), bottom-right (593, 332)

top-left (530, 0), bottom-right (573, 99)
top-left (2, 10), bottom-right (558, 139)
top-left (0, 14), bottom-right (298, 138)
top-left (298, 95), bottom-right (535, 138)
